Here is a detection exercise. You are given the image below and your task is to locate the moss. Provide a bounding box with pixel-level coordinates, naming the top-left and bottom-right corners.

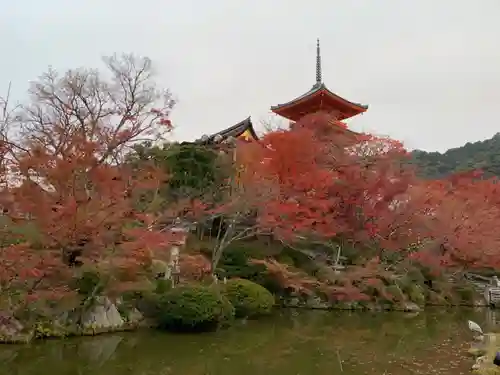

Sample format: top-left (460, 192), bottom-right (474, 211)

top-left (223, 279), bottom-right (275, 318)
top-left (34, 321), bottom-right (69, 339)
top-left (156, 284), bottom-right (235, 332)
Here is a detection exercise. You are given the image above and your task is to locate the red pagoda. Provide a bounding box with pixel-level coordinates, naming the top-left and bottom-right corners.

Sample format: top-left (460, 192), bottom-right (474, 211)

top-left (271, 39), bottom-right (368, 123)
top-left (197, 39), bottom-right (367, 145)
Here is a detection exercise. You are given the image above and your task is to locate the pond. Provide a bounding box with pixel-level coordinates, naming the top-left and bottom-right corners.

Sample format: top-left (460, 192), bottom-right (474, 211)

top-left (0, 308), bottom-right (494, 375)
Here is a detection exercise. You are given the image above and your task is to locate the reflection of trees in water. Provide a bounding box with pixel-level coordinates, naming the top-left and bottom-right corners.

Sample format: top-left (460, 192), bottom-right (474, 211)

top-left (0, 308), bottom-right (491, 375)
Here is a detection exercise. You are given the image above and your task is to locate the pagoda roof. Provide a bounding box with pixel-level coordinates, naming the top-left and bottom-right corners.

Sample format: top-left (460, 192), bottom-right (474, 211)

top-left (271, 82), bottom-right (368, 121)
top-left (271, 39), bottom-right (368, 122)
top-left (196, 117), bottom-right (259, 145)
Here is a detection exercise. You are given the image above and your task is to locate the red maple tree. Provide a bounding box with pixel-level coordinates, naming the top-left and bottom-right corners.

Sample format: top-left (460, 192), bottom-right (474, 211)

top-left (237, 113), bottom-right (500, 300)
top-left (409, 171), bottom-right (500, 273)
top-left (0, 55), bottom-right (182, 314)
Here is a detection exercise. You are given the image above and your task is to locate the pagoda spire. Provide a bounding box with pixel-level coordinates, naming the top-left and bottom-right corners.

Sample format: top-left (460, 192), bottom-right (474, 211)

top-left (315, 38), bottom-right (322, 86)
top-left (270, 40), bottom-right (368, 122)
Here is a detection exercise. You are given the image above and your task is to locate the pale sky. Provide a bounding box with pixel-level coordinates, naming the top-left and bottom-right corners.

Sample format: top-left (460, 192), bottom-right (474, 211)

top-left (1, 0), bottom-right (500, 151)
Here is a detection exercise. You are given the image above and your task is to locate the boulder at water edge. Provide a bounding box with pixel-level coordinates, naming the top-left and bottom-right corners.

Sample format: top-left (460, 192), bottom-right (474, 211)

top-left (82, 297), bottom-right (125, 334)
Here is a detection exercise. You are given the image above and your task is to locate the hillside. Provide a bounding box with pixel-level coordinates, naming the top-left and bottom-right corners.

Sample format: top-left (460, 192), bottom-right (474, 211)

top-left (410, 133), bottom-right (500, 179)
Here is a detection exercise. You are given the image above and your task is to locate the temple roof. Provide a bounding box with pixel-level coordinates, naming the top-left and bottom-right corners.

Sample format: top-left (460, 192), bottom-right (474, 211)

top-left (196, 117), bottom-right (259, 145)
top-left (271, 82), bottom-right (368, 117)
top-left (271, 39), bottom-right (368, 122)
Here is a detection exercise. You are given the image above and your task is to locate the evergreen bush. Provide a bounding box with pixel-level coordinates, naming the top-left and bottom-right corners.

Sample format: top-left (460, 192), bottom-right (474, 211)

top-left (223, 279), bottom-right (274, 318)
top-left (157, 285), bottom-right (235, 332)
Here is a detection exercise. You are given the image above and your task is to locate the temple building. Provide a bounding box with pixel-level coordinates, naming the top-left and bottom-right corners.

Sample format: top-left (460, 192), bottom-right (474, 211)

top-left (271, 39), bottom-right (368, 124)
top-left (197, 39), bottom-right (368, 145)
top-left (196, 117), bottom-right (259, 145)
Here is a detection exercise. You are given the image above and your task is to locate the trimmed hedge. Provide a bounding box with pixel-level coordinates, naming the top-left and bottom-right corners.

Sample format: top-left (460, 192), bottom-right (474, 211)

top-left (223, 279), bottom-right (275, 318)
top-left (157, 285), bottom-right (234, 332)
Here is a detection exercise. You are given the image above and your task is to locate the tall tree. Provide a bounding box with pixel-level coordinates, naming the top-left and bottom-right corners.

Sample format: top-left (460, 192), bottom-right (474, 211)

top-left (0, 55), bottom-right (181, 314)
top-left (237, 113), bottom-right (432, 299)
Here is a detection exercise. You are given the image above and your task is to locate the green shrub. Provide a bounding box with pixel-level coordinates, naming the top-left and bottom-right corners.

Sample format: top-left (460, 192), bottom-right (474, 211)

top-left (223, 279), bottom-right (275, 318)
top-left (72, 270), bottom-right (104, 296)
top-left (154, 278), bottom-right (172, 294)
top-left (157, 285), bottom-right (235, 332)
top-left (218, 293), bottom-right (236, 327)
top-left (208, 243), bottom-right (284, 294)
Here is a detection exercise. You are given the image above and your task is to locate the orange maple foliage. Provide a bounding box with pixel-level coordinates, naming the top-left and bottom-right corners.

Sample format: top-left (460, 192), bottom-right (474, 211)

top-left (0, 132), bottom-right (184, 309)
top-left (236, 113), bottom-right (500, 299)
top-left (240, 113), bottom-right (413, 247)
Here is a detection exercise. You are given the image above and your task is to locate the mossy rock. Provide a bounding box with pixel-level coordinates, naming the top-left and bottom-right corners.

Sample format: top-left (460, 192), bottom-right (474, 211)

top-left (34, 320), bottom-right (71, 339)
top-left (468, 347), bottom-right (488, 358)
top-left (470, 333), bottom-right (500, 375)
top-left (223, 279), bottom-right (275, 318)
top-left (156, 284), bottom-right (235, 332)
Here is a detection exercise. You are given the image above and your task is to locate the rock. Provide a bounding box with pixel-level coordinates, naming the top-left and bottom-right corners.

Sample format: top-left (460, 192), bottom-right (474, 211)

top-left (467, 332), bottom-right (500, 374)
top-left (468, 346), bottom-right (488, 358)
top-left (82, 297), bottom-right (125, 333)
top-left (401, 302), bottom-right (422, 312)
top-left (305, 296), bottom-right (330, 310)
top-left (126, 308), bottom-right (144, 325)
top-left (0, 313), bottom-right (33, 343)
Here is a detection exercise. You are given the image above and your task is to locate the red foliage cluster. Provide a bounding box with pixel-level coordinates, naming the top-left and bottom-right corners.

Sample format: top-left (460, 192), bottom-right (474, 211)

top-left (179, 253), bottom-right (211, 282)
top-left (0, 132), bottom-right (185, 309)
top-left (236, 113), bottom-right (500, 299)
top-left (240, 114), bottom-right (413, 246)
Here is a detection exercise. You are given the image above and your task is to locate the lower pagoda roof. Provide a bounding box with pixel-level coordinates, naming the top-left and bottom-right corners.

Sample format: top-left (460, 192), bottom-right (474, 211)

top-left (271, 82), bottom-right (368, 122)
top-left (196, 117), bottom-right (259, 145)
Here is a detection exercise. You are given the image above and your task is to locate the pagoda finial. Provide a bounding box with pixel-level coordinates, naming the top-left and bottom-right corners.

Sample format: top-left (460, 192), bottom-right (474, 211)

top-left (316, 38), bottom-right (322, 85)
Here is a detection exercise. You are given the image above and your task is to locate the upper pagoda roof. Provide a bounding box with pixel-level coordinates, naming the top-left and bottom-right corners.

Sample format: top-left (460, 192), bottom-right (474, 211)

top-left (271, 39), bottom-right (368, 122)
top-left (196, 117), bottom-right (259, 145)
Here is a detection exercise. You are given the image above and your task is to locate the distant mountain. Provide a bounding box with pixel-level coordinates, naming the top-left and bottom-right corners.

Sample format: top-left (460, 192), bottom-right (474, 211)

top-left (410, 133), bottom-right (500, 179)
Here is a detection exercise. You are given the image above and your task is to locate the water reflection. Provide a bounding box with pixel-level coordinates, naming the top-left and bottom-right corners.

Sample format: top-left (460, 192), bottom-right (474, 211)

top-left (0, 308), bottom-right (495, 375)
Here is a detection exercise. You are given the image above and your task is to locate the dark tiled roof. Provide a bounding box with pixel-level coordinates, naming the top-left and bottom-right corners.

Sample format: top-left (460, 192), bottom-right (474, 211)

top-left (196, 117), bottom-right (259, 145)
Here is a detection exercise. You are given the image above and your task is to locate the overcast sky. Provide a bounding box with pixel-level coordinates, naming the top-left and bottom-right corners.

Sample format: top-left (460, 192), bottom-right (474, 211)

top-left (1, 0), bottom-right (499, 151)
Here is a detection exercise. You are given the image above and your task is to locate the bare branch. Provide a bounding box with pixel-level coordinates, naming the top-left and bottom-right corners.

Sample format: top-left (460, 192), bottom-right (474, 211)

top-left (14, 54), bottom-right (175, 164)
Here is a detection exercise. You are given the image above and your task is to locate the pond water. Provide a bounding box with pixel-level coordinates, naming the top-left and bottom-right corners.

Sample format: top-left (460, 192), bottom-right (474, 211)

top-left (0, 308), bottom-right (495, 375)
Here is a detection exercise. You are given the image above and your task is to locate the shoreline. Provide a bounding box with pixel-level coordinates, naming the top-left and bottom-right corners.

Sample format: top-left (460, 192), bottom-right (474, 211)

top-left (0, 302), bottom-right (490, 345)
